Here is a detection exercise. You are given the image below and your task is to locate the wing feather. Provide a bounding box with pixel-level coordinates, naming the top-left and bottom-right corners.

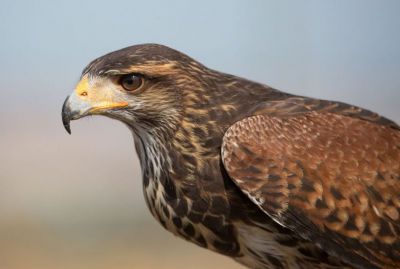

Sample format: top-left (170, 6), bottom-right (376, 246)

top-left (222, 111), bottom-right (400, 269)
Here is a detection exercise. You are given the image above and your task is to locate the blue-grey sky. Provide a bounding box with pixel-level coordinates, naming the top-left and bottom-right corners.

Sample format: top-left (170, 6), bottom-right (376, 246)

top-left (0, 1), bottom-right (399, 268)
top-left (0, 0), bottom-right (399, 118)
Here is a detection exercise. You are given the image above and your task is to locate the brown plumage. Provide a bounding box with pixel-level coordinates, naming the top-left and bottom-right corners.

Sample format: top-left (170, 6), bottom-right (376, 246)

top-left (62, 44), bottom-right (400, 269)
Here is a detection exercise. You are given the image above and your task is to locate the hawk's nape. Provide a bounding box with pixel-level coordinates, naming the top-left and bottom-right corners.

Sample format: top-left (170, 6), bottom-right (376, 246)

top-left (62, 43), bottom-right (400, 269)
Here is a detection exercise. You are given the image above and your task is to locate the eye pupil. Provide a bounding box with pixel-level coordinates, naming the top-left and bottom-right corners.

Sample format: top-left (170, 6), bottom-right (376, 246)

top-left (120, 74), bottom-right (143, 91)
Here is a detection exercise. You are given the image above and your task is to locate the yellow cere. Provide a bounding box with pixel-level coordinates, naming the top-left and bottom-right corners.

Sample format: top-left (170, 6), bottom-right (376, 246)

top-left (75, 76), bottom-right (90, 96)
top-left (74, 75), bottom-right (129, 112)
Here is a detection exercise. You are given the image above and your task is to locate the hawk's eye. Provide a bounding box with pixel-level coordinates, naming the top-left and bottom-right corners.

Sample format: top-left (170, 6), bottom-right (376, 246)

top-left (119, 74), bottom-right (143, 91)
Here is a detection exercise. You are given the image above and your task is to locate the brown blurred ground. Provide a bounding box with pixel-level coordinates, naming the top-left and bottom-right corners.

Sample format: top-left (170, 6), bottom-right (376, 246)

top-left (0, 91), bottom-right (398, 269)
top-left (0, 108), bottom-right (242, 269)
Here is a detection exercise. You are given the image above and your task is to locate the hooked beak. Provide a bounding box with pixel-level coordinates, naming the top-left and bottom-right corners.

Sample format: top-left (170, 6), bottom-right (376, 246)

top-left (62, 97), bottom-right (72, 134)
top-left (61, 91), bottom-right (129, 134)
top-left (61, 92), bottom-right (93, 135)
top-left (62, 76), bottom-right (129, 134)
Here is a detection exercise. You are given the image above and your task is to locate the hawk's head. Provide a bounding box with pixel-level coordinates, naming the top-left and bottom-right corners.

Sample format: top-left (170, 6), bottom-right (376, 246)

top-left (62, 44), bottom-right (208, 136)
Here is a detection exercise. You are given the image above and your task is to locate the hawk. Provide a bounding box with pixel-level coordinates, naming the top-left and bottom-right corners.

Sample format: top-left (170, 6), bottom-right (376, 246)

top-left (62, 44), bottom-right (400, 269)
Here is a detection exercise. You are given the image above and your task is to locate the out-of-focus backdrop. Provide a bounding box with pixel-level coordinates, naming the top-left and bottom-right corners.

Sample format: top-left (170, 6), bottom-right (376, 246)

top-left (0, 0), bottom-right (399, 268)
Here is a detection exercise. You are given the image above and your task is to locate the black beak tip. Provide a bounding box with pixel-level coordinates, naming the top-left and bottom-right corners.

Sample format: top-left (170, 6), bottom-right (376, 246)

top-left (63, 120), bottom-right (71, 135)
top-left (62, 97), bottom-right (72, 135)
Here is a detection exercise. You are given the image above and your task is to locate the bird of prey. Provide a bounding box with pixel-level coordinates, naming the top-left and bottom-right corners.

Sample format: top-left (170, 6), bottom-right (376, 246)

top-left (62, 44), bottom-right (400, 269)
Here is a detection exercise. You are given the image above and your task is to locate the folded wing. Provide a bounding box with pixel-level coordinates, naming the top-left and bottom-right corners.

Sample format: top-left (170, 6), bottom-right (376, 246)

top-left (222, 111), bottom-right (400, 269)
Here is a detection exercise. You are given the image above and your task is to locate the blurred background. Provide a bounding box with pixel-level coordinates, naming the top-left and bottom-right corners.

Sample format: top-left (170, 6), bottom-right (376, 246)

top-left (0, 0), bottom-right (399, 268)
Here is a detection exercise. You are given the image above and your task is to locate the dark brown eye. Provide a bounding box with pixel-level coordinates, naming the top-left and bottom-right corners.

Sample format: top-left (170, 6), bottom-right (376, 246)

top-left (120, 74), bottom-right (143, 91)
